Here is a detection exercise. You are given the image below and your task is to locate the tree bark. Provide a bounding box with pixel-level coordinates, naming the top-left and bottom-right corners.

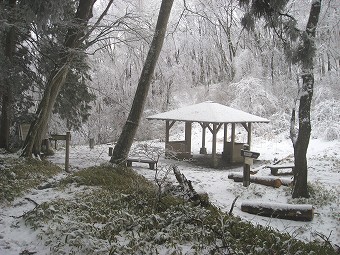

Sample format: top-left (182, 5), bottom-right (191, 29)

top-left (21, 0), bottom-right (97, 157)
top-left (292, 1), bottom-right (321, 198)
top-left (110, 0), bottom-right (174, 163)
top-left (0, 0), bottom-right (16, 150)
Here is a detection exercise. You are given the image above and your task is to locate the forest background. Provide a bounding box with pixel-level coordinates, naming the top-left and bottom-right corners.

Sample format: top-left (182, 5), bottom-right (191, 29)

top-left (0, 0), bottom-right (339, 151)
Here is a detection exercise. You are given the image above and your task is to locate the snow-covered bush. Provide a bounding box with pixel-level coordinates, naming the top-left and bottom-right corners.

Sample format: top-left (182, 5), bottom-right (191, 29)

top-left (221, 78), bottom-right (279, 118)
top-left (312, 99), bottom-right (340, 141)
top-left (233, 49), bottom-right (263, 82)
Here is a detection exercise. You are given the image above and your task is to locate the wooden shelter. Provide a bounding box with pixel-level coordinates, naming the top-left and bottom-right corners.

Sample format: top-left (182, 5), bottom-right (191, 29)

top-left (147, 101), bottom-right (269, 166)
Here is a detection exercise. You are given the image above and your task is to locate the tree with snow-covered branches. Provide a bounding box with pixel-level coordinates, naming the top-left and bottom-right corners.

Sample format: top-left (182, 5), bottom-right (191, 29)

top-left (239, 0), bottom-right (322, 198)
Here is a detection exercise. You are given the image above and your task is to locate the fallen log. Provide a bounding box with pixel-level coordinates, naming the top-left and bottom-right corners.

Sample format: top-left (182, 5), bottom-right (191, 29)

top-left (228, 173), bottom-right (282, 188)
top-left (241, 201), bottom-right (314, 221)
top-left (172, 165), bottom-right (210, 207)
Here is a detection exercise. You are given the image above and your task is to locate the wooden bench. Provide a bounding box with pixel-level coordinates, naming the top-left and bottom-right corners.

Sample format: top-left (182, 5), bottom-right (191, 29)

top-left (126, 158), bottom-right (157, 170)
top-left (267, 164), bottom-right (295, 175)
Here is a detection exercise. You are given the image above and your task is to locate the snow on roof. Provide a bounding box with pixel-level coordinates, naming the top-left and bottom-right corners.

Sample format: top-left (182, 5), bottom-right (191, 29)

top-left (147, 101), bottom-right (270, 123)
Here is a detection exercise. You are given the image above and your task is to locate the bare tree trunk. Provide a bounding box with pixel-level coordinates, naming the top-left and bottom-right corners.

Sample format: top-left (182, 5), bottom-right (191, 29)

top-left (0, 0), bottom-right (16, 150)
top-left (291, 1), bottom-right (321, 198)
top-left (21, 0), bottom-right (97, 157)
top-left (110, 0), bottom-right (174, 163)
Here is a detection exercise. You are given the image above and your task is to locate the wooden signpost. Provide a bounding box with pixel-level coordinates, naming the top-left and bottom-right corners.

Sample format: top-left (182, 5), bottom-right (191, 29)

top-left (50, 132), bottom-right (71, 172)
top-left (241, 145), bottom-right (260, 187)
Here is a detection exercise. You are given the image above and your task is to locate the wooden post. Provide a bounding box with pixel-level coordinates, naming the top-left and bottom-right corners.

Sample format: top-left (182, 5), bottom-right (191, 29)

top-left (89, 138), bottom-right (94, 149)
top-left (65, 132), bottom-right (71, 172)
top-left (231, 123), bottom-right (236, 163)
top-left (185, 122), bottom-right (192, 156)
top-left (243, 144), bottom-right (250, 187)
top-left (247, 122), bottom-right (252, 149)
top-left (108, 146), bottom-right (113, 156)
top-left (222, 123), bottom-right (228, 159)
top-left (212, 123), bottom-right (217, 167)
top-left (165, 120), bottom-right (170, 143)
top-left (200, 123), bottom-right (207, 154)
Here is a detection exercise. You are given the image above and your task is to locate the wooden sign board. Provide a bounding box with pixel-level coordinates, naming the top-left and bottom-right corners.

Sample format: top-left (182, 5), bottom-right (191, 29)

top-left (245, 157), bottom-right (254, 165)
top-left (241, 149), bottom-right (260, 159)
top-left (50, 134), bottom-right (67, 141)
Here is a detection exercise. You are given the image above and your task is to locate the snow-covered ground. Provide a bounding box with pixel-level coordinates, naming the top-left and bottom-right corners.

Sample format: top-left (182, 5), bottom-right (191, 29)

top-left (48, 130), bottom-right (340, 246)
top-left (0, 131), bottom-right (339, 254)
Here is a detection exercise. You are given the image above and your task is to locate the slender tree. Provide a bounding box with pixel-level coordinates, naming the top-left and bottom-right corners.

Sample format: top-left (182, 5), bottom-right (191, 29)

top-left (239, 0), bottom-right (322, 198)
top-left (290, 1), bottom-right (322, 198)
top-left (110, 0), bottom-right (174, 163)
top-left (0, 0), bottom-right (16, 149)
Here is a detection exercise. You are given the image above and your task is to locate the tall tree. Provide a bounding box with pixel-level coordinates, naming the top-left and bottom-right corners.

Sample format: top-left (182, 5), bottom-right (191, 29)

top-left (239, 0), bottom-right (322, 198)
top-left (0, 0), bottom-right (16, 149)
top-left (290, 1), bottom-right (322, 198)
top-left (110, 0), bottom-right (174, 163)
top-left (21, 0), bottom-right (98, 157)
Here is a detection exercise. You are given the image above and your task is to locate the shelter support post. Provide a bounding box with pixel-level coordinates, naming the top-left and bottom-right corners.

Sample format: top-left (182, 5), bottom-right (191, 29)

top-left (241, 122), bottom-right (252, 149)
top-left (208, 123), bottom-right (222, 167)
top-left (185, 122), bottom-right (192, 156)
top-left (222, 123), bottom-right (228, 160)
top-left (165, 120), bottom-right (175, 143)
top-left (231, 123), bottom-right (236, 163)
top-left (200, 123), bottom-right (207, 154)
top-left (247, 122), bottom-right (252, 149)
top-left (212, 124), bottom-right (217, 167)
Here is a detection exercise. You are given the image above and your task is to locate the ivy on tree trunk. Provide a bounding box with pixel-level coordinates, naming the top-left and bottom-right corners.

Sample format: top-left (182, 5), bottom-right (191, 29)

top-left (110, 0), bottom-right (174, 163)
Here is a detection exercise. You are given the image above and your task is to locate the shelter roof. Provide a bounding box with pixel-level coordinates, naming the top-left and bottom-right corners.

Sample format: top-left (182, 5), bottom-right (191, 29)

top-left (147, 101), bottom-right (270, 124)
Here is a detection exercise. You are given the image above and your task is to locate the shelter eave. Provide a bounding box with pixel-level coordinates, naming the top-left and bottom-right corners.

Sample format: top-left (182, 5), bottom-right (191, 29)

top-left (146, 117), bottom-right (270, 124)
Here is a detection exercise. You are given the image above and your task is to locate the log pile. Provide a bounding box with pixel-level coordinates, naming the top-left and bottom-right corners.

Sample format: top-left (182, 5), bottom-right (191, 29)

top-left (241, 201), bottom-right (314, 221)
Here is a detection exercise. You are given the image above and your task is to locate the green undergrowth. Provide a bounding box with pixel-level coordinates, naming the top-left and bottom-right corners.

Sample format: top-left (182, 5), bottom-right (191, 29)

top-left (21, 164), bottom-right (337, 255)
top-left (0, 158), bottom-right (62, 202)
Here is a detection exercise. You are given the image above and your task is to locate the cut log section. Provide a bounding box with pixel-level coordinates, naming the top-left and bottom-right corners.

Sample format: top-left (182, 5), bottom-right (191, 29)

top-left (228, 173), bottom-right (284, 188)
top-left (241, 201), bottom-right (314, 221)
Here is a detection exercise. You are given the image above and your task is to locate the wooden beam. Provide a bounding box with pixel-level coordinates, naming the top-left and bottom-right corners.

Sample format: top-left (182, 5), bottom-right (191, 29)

top-left (241, 122), bottom-right (248, 132)
top-left (207, 124), bottom-right (213, 133)
top-left (165, 120), bottom-right (176, 142)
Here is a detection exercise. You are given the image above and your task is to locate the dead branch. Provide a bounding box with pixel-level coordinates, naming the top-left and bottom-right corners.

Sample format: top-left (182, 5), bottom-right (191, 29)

top-left (11, 197), bottom-right (39, 219)
top-left (228, 196), bottom-right (239, 216)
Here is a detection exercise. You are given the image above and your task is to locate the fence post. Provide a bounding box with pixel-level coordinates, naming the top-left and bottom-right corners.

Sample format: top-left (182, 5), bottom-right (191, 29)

top-left (65, 132), bottom-right (71, 172)
top-left (243, 144), bottom-right (251, 187)
top-left (108, 146), bottom-right (113, 156)
top-left (89, 138), bottom-right (95, 149)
